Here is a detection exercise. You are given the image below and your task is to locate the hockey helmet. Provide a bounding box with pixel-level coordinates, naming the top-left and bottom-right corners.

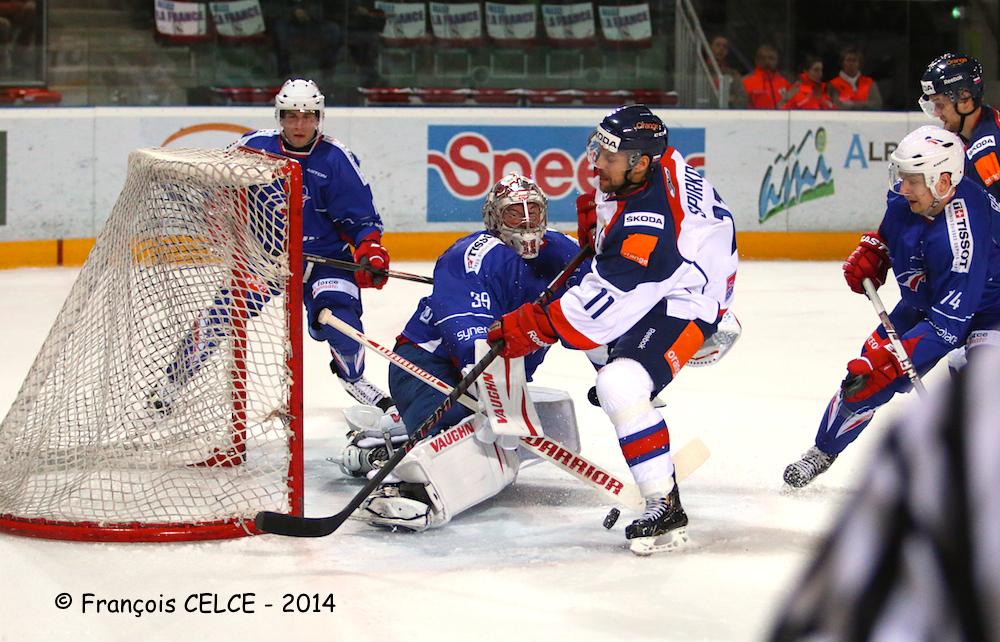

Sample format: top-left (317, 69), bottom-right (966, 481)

top-left (587, 105), bottom-right (668, 169)
top-left (275, 78), bottom-right (325, 134)
top-left (918, 53), bottom-right (984, 117)
top-left (482, 173), bottom-right (549, 259)
top-left (889, 125), bottom-right (964, 200)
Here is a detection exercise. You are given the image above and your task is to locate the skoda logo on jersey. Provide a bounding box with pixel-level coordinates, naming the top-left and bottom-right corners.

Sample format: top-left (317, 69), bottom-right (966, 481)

top-left (967, 136), bottom-right (995, 159)
top-left (427, 125), bottom-right (705, 223)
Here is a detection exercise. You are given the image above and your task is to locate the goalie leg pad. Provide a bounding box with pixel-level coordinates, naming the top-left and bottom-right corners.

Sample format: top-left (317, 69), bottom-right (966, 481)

top-left (597, 359), bottom-right (675, 497)
top-left (362, 417), bottom-right (520, 530)
top-left (518, 387), bottom-right (581, 460)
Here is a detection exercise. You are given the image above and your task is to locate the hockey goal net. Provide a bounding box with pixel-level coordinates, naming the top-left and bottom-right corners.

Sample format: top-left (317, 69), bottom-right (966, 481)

top-left (0, 147), bottom-right (304, 541)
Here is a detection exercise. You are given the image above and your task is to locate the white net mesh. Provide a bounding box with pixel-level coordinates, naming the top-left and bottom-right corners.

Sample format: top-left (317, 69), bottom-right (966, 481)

top-left (0, 147), bottom-right (302, 540)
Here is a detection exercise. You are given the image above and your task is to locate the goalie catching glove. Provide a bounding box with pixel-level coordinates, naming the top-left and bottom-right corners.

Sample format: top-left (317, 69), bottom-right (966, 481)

top-left (487, 302), bottom-right (558, 359)
top-left (843, 231), bottom-right (890, 294)
top-left (353, 234), bottom-right (390, 289)
top-left (841, 332), bottom-right (919, 402)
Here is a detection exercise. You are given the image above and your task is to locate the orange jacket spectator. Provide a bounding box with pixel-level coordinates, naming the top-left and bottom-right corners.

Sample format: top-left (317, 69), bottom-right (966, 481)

top-left (781, 56), bottom-right (835, 110)
top-left (742, 45), bottom-right (791, 109)
top-left (827, 46), bottom-right (882, 110)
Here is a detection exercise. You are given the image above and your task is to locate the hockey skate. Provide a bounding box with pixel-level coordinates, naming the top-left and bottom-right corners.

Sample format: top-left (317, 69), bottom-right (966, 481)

top-left (333, 362), bottom-right (394, 411)
top-left (336, 404), bottom-right (408, 478)
top-left (783, 446), bottom-right (838, 488)
top-left (625, 485), bottom-right (689, 556)
top-left (361, 482), bottom-right (439, 532)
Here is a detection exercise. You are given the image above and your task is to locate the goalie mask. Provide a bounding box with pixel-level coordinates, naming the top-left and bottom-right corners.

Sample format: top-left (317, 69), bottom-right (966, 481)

top-left (889, 125), bottom-right (964, 211)
top-left (274, 78), bottom-right (325, 136)
top-left (482, 173), bottom-right (548, 259)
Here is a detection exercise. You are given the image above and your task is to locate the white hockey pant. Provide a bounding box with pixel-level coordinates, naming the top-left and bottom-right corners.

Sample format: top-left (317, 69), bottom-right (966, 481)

top-left (596, 358), bottom-right (675, 498)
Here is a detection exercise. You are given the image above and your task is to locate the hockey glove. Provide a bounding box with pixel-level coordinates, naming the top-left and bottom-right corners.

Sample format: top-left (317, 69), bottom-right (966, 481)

top-left (843, 231), bottom-right (890, 294)
top-left (576, 192), bottom-right (598, 250)
top-left (841, 332), bottom-right (918, 403)
top-left (353, 235), bottom-right (390, 289)
top-left (487, 302), bottom-right (558, 359)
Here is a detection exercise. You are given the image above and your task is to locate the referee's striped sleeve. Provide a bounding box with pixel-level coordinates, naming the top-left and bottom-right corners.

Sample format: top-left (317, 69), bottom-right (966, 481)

top-left (770, 347), bottom-right (1000, 641)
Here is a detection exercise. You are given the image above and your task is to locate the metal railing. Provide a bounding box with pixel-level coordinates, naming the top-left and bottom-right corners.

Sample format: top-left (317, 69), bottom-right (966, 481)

top-left (674, 0), bottom-right (728, 109)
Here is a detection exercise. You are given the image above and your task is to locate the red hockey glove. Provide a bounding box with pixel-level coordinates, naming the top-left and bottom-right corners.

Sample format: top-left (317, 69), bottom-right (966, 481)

top-left (576, 192), bottom-right (597, 250)
top-left (841, 332), bottom-right (918, 403)
top-left (486, 302), bottom-right (558, 359)
top-left (843, 231), bottom-right (890, 295)
top-left (353, 236), bottom-right (390, 289)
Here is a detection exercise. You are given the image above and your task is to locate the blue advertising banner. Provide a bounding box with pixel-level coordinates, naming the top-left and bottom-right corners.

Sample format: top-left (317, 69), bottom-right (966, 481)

top-left (427, 124), bottom-right (705, 222)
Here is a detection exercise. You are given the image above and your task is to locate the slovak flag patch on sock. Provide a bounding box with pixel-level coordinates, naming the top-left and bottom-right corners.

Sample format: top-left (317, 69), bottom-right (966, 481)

top-left (619, 421), bottom-right (671, 466)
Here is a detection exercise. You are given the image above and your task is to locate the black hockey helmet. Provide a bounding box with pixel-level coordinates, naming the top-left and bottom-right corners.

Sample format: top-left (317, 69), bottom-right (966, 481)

top-left (587, 104), bottom-right (669, 169)
top-left (919, 53), bottom-right (984, 105)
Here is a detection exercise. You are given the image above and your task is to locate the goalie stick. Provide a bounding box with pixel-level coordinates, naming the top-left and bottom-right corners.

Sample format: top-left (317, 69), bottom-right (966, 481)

top-left (304, 253), bottom-right (434, 285)
top-left (317, 309), bottom-right (670, 510)
top-left (254, 245), bottom-right (594, 537)
top-left (862, 278), bottom-right (926, 396)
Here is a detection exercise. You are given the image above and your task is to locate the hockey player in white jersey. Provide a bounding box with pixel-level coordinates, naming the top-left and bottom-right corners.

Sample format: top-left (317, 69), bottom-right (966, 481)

top-left (488, 105), bottom-right (738, 555)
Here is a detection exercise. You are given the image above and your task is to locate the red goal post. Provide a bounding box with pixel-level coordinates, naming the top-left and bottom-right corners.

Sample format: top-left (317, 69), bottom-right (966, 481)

top-left (0, 147), bottom-right (304, 541)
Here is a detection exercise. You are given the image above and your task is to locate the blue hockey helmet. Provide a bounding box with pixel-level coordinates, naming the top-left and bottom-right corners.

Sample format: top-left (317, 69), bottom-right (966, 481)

top-left (587, 105), bottom-right (669, 169)
top-left (918, 53), bottom-right (984, 116)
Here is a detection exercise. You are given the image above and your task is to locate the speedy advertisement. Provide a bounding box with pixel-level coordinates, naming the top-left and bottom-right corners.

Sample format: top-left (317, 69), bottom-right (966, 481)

top-left (426, 124), bottom-right (705, 222)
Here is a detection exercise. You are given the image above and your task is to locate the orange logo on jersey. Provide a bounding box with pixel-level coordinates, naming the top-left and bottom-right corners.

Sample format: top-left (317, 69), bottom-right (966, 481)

top-left (620, 233), bottom-right (658, 267)
top-left (975, 152), bottom-right (1000, 186)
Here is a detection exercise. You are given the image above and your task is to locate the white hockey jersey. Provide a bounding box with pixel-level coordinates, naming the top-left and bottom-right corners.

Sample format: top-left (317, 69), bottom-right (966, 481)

top-left (548, 148), bottom-right (738, 348)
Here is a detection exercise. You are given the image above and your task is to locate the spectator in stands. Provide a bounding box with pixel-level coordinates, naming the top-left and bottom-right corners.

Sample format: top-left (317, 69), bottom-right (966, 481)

top-left (828, 45), bottom-right (882, 110)
top-left (262, 0), bottom-right (344, 85)
top-left (742, 44), bottom-right (791, 109)
top-left (327, 0), bottom-right (387, 88)
top-left (781, 54), bottom-right (835, 110)
top-left (0, 1), bottom-right (36, 75)
top-left (707, 35), bottom-right (747, 108)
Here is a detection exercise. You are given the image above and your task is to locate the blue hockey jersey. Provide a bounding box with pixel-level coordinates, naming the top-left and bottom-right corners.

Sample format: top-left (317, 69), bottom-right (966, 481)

top-left (880, 177), bottom-right (1000, 369)
top-left (400, 230), bottom-right (581, 374)
top-left (235, 130), bottom-right (384, 257)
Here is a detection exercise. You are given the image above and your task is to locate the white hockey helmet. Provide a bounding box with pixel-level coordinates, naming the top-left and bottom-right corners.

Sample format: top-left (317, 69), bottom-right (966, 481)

top-left (274, 78), bottom-right (325, 135)
top-left (889, 125), bottom-right (964, 200)
top-left (482, 173), bottom-right (548, 259)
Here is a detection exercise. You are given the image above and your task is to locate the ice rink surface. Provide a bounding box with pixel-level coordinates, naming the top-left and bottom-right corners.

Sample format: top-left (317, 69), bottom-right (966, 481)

top-left (0, 260), bottom-right (941, 642)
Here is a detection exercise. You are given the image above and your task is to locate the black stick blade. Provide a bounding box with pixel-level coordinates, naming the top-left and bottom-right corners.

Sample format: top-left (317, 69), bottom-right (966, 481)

top-left (254, 510), bottom-right (344, 537)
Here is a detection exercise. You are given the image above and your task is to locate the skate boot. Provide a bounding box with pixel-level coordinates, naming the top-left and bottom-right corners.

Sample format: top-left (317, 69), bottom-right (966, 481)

top-left (337, 404), bottom-right (408, 478)
top-left (783, 446), bottom-right (838, 488)
top-left (339, 436), bottom-right (390, 478)
top-left (625, 484), bottom-right (689, 555)
top-left (332, 361), bottom-right (394, 411)
top-left (361, 482), bottom-right (438, 532)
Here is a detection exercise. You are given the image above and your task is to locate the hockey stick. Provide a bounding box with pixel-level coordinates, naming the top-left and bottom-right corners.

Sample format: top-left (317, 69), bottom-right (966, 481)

top-left (317, 309), bottom-right (646, 509)
top-left (254, 245), bottom-right (593, 537)
top-left (862, 278), bottom-right (927, 396)
top-left (304, 253), bottom-right (433, 285)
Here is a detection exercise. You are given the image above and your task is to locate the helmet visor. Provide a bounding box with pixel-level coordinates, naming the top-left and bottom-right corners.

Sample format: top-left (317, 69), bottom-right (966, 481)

top-left (889, 167), bottom-right (930, 195)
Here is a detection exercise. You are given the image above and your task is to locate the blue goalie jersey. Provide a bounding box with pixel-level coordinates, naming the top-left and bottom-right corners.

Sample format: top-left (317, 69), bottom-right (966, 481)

top-left (400, 230), bottom-right (582, 375)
